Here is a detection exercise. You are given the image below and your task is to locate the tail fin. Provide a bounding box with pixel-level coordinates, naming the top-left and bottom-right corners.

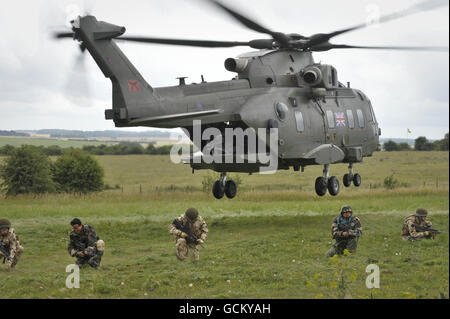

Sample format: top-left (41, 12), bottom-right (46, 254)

top-left (74, 16), bottom-right (164, 126)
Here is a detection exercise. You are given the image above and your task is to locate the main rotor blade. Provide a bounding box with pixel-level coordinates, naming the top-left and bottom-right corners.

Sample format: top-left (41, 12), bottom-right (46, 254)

top-left (311, 44), bottom-right (449, 52)
top-left (118, 36), bottom-right (250, 48)
top-left (207, 0), bottom-right (290, 46)
top-left (307, 0), bottom-right (449, 47)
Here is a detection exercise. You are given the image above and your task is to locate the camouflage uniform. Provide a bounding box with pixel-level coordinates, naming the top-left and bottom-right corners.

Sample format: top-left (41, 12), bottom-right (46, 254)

top-left (168, 211), bottom-right (208, 261)
top-left (0, 228), bottom-right (24, 270)
top-left (68, 224), bottom-right (105, 269)
top-left (402, 214), bottom-right (433, 241)
top-left (326, 209), bottom-right (362, 258)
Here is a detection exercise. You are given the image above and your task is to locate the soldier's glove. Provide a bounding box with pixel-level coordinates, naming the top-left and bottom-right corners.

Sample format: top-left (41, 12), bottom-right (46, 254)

top-left (180, 232), bottom-right (188, 239)
top-left (197, 239), bottom-right (204, 245)
top-left (424, 231), bottom-right (430, 237)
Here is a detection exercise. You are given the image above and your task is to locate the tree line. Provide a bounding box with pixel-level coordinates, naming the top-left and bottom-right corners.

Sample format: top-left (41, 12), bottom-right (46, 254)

top-left (382, 133), bottom-right (449, 152)
top-left (0, 142), bottom-right (175, 156)
top-left (0, 145), bottom-right (104, 195)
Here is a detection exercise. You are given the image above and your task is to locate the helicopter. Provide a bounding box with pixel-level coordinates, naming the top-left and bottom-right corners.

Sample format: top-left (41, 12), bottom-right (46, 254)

top-left (54, 0), bottom-right (448, 199)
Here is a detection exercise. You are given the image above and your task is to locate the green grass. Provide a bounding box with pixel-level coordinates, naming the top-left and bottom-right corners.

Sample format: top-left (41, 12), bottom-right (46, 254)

top-left (0, 151), bottom-right (448, 298)
top-left (94, 151), bottom-right (449, 193)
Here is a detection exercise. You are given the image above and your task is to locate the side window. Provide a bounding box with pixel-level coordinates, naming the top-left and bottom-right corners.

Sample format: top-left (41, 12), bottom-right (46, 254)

top-left (356, 109), bottom-right (365, 128)
top-left (294, 111), bottom-right (304, 132)
top-left (326, 110), bottom-right (335, 129)
top-left (368, 102), bottom-right (376, 122)
top-left (346, 109), bottom-right (355, 129)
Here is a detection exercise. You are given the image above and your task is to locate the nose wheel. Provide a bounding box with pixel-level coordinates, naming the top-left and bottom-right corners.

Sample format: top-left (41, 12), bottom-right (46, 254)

top-left (212, 173), bottom-right (237, 199)
top-left (314, 164), bottom-right (340, 196)
top-left (342, 164), bottom-right (362, 188)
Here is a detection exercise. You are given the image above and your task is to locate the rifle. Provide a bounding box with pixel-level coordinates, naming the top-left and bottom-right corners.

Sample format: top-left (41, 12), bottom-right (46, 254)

top-left (415, 225), bottom-right (441, 235)
top-left (0, 242), bottom-right (11, 264)
top-left (336, 222), bottom-right (358, 239)
top-left (172, 219), bottom-right (204, 248)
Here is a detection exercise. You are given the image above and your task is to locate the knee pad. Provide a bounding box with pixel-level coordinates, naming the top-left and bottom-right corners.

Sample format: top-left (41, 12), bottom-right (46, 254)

top-left (96, 240), bottom-right (105, 252)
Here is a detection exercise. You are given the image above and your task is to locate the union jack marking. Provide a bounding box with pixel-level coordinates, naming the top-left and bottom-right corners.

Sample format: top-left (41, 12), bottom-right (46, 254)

top-left (335, 112), bottom-right (346, 127)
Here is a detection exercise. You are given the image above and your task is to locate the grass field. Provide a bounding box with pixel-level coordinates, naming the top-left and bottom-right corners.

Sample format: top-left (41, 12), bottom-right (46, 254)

top-left (0, 151), bottom-right (448, 299)
top-left (0, 136), bottom-right (114, 148)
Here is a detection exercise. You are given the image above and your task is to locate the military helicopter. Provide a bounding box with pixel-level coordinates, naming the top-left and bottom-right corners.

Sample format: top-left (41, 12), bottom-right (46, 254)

top-left (54, 0), bottom-right (448, 199)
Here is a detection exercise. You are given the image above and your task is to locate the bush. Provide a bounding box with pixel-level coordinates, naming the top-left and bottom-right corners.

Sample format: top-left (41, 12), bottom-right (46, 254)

top-left (52, 149), bottom-right (104, 193)
top-left (0, 144), bottom-right (15, 156)
top-left (397, 143), bottom-right (411, 151)
top-left (414, 136), bottom-right (436, 151)
top-left (383, 174), bottom-right (408, 189)
top-left (0, 145), bottom-right (55, 195)
top-left (383, 140), bottom-right (399, 151)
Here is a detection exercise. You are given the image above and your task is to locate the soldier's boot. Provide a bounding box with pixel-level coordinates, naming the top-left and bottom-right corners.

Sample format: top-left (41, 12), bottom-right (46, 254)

top-left (325, 246), bottom-right (337, 258)
top-left (11, 245), bottom-right (24, 268)
top-left (76, 257), bottom-right (89, 268)
top-left (193, 246), bottom-right (200, 261)
top-left (88, 257), bottom-right (100, 269)
top-left (176, 238), bottom-right (188, 261)
top-left (346, 238), bottom-right (358, 254)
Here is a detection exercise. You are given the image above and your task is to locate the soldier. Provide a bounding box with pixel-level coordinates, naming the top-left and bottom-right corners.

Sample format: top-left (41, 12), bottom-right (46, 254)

top-left (0, 218), bottom-right (24, 270)
top-left (168, 208), bottom-right (208, 261)
top-left (326, 205), bottom-right (362, 258)
top-left (68, 218), bottom-right (105, 269)
top-left (402, 208), bottom-right (435, 241)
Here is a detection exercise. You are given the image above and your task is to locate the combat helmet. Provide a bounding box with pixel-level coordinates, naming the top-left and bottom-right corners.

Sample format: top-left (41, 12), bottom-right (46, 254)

top-left (340, 205), bottom-right (352, 215)
top-left (0, 218), bottom-right (11, 230)
top-left (185, 207), bottom-right (199, 221)
top-left (415, 208), bottom-right (428, 217)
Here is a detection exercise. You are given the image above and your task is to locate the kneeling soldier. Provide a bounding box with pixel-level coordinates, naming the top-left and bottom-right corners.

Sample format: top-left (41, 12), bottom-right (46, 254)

top-left (68, 218), bottom-right (105, 269)
top-left (0, 218), bottom-right (24, 270)
top-left (402, 208), bottom-right (437, 241)
top-left (168, 208), bottom-right (208, 261)
top-left (326, 205), bottom-right (362, 258)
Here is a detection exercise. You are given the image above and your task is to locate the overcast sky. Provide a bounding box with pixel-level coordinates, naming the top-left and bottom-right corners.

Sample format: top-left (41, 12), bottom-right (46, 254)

top-left (0, 0), bottom-right (448, 139)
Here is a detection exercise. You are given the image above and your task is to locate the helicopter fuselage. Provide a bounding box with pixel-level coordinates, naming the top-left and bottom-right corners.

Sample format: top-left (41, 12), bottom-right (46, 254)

top-left (111, 48), bottom-right (380, 172)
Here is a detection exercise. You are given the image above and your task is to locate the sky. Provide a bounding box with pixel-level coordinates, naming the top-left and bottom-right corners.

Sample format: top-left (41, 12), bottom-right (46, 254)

top-left (0, 0), bottom-right (448, 139)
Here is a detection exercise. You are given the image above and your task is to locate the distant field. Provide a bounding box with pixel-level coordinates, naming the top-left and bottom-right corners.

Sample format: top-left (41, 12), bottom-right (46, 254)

top-left (0, 151), bottom-right (448, 299)
top-left (0, 136), bottom-right (180, 148)
top-left (0, 136), bottom-right (115, 148)
top-left (93, 151), bottom-right (449, 194)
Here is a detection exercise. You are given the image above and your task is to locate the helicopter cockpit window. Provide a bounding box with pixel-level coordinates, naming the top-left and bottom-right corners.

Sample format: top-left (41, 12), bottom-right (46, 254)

top-left (331, 68), bottom-right (337, 86)
top-left (346, 109), bottom-right (355, 129)
top-left (275, 102), bottom-right (289, 121)
top-left (294, 111), bottom-right (304, 132)
top-left (368, 101), bottom-right (376, 122)
top-left (326, 110), bottom-right (335, 129)
top-left (357, 109), bottom-right (365, 128)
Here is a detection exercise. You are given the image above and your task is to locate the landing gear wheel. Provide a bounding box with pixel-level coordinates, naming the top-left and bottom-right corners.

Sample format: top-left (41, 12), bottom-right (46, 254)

top-left (353, 173), bottom-right (362, 187)
top-left (327, 176), bottom-right (340, 196)
top-left (315, 177), bottom-right (328, 196)
top-left (212, 180), bottom-right (225, 199)
top-left (224, 180), bottom-right (237, 199)
top-left (343, 174), bottom-right (352, 187)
